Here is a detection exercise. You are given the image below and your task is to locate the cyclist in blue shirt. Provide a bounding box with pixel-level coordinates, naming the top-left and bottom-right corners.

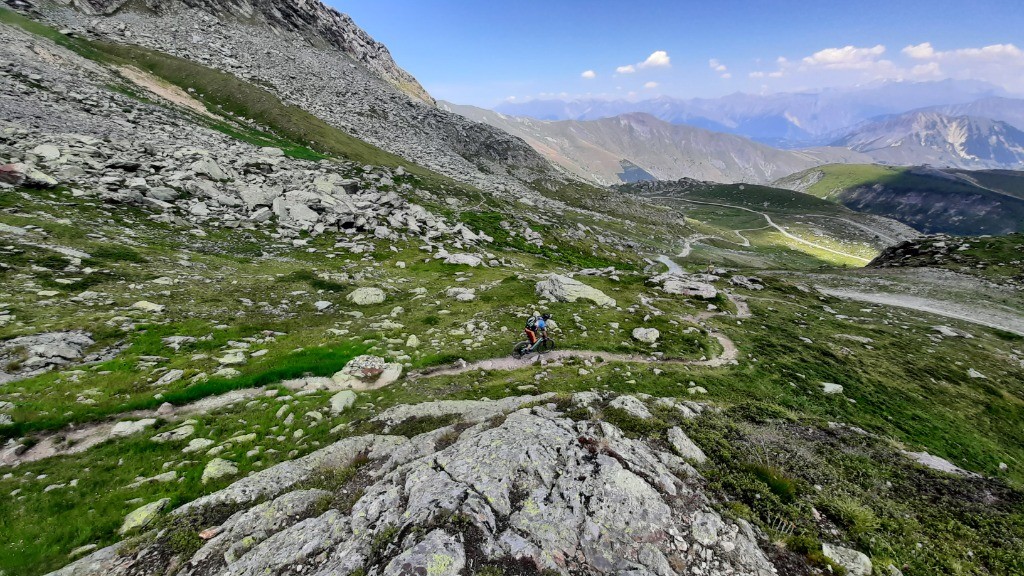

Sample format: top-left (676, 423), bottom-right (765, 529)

top-left (525, 313), bottom-right (551, 349)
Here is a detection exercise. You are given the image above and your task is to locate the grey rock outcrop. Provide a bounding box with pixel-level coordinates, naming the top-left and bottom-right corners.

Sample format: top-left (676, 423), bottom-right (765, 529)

top-left (822, 543), bottom-right (872, 576)
top-left (51, 399), bottom-right (777, 576)
top-left (0, 330), bottom-right (94, 384)
top-left (536, 274), bottom-right (616, 307)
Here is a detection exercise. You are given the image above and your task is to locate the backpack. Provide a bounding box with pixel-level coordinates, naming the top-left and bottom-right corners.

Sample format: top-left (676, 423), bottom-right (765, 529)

top-left (525, 316), bottom-right (539, 330)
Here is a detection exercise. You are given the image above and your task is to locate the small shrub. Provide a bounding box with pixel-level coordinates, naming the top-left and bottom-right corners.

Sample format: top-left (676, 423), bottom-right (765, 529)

top-left (785, 532), bottom-right (820, 555)
top-left (370, 524), bottom-right (400, 560)
top-left (819, 496), bottom-right (880, 537)
top-left (167, 527), bottom-right (203, 558)
top-left (749, 464), bottom-right (797, 503)
top-left (725, 401), bottom-right (794, 424)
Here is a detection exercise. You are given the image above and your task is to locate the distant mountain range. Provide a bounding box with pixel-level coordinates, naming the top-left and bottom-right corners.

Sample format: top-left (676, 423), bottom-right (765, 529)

top-left (447, 96), bottom-right (1024, 186)
top-left (494, 80), bottom-right (1013, 147)
top-left (441, 102), bottom-right (870, 185)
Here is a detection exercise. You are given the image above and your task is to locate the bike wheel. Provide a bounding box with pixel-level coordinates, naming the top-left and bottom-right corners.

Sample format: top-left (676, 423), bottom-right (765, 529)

top-left (512, 341), bottom-right (531, 358)
top-left (539, 338), bottom-right (556, 353)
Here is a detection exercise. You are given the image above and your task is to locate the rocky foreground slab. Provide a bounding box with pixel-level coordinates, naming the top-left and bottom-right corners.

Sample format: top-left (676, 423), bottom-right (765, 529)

top-left (50, 394), bottom-right (778, 576)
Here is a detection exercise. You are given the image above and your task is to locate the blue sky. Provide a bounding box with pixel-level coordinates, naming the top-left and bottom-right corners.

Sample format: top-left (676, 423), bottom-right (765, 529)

top-left (332, 0), bottom-right (1024, 106)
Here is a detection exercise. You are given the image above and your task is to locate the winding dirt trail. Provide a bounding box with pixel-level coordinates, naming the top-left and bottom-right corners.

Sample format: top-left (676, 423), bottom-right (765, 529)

top-left (649, 196), bottom-right (871, 263)
top-left (1, 387), bottom-right (270, 467)
top-left (409, 332), bottom-right (740, 380)
top-left (411, 287), bottom-right (751, 380)
top-left (817, 288), bottom-right (1024, 336)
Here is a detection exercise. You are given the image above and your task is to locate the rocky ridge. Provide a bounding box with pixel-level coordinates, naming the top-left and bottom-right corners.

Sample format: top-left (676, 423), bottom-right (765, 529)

top-left (869, 233), bottom-right (1024, 288)
top-left (0, 20), bottom-right (497, 245)
top-left (65, 0), bottom-right (434, 105)
top-left (32, 0), bottom-right (564, 197)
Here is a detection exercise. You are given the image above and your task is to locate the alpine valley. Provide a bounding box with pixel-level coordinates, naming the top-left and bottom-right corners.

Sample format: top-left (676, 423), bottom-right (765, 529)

top-left (0, 2), bottom-right (1022, 576)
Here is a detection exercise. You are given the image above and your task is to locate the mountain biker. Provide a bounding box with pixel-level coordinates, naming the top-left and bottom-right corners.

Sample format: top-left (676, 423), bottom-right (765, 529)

top-left (525, 313), bottom-right (551, 348)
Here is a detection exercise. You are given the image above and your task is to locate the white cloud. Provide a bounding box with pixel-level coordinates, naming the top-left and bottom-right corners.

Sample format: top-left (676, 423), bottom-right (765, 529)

top-left (802, 44), bottom-right (887, 69)
top-left (903, 42), bottom-right (1024, 62)
top-left (639, 50), bottom-right (671, 69)
top-left (950, 43), bottom-right (1024, 60)
top-left (898, 42), bottom-right (1024, 91)
top-left (581, 70), bottom-right (596, 79)
top-left (746, 41), bottom-right (1024, 94)
top-left (643, 81), bottom-right (659, 89)
top-left (616, 51), bottom-right (671, 75)
top-left (709, 58), bottom-right (731, 79)
top-left (902, 42), bottom-right (935, 59)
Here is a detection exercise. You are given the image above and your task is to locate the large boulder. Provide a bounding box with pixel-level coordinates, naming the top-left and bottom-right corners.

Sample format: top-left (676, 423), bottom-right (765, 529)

top-left (346, 287), bottom-right (386, 306)
top-left (632, 327), bottom-right (660, 344)
top-left (118, 499), bottom-right (169, 535)
top-left (202, 458), bottom-right (239, 484)
top-left (663, 278), bottom-right (718, 299)
top-left (443, 253), bottom-right (483, 267)
top-left (110, 419), bottom-right (157, 438)
top-left (822, 543), bottom-right (872, 576)
top-left (331, 355), bottom-right (403, 391)
top-left (668, 427), bottom-right (707, 463)
top-left (535, 274), bottom-right (616, 307)
top-left (608, 394), bottom-right (653, 419)
top-left (0, 163), bottom-right (59, 187)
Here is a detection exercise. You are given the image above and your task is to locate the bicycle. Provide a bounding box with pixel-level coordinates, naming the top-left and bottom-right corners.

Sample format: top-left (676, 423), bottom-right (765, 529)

top-left (512, 334), bottom-right (556, 358)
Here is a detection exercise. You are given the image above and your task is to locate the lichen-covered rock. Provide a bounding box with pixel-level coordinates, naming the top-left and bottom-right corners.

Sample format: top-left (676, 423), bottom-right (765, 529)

top-left (608, 394), bottom-right (653, 419)
top-left (535, 274), bottom-right (616, 307)
top-left (668, 427), bottom-right (707, 463)
top-left (118, 498), bottom-right (168, 535)
top-left (383, 529), bottom-right (465, 576)
top-left (373, 393), bottom-right (556, 429)
top-left (201, 458), bottom-right (238, 484)
top-left (822, 543), bottom-right (872, 576)
top-left (51, 400), bottom-right (776, 576)
top-left (330, 390), bottom-right (357, 414)
top-left (346, 287), bottom-right (386, 305)
top-left (0, 330), bottom-right (94, 384)
top-left (632, 327), bottom-right (660, 344)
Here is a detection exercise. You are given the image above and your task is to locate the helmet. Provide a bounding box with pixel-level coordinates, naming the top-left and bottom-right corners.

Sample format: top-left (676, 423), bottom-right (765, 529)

top-left (541, 313), bottom-right (551, 320)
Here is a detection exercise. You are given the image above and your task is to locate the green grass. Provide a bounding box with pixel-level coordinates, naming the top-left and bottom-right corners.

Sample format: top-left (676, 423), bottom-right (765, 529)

top-left (3, 7), bottom-right (1024, 576)
top-left (1, 342), bottom-right (368, 439)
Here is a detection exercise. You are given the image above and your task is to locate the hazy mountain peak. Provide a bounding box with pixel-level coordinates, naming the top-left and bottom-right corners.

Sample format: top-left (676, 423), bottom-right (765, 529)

top-left (834, 111), bottom-right (1024, 168)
